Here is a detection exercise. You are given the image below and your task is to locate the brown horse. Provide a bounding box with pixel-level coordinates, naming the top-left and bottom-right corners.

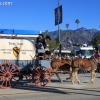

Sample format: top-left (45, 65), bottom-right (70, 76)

top-left (93, 50), bottom-right (100, 65)
top-left (49, 58), bottom-right (72, 82)
top-left (92, 50), bottom-right (100, 73)
top-left (71, 57), bottom-right (98, 84)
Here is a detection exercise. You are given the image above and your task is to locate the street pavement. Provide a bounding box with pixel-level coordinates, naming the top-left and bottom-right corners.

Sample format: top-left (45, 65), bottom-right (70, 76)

top-left (0, 73), bottom-right (100, 96)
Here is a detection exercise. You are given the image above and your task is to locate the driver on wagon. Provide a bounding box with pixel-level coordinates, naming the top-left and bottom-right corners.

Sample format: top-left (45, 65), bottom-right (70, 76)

top-left (36, 34), bottom-right (51, 49)
top-left (42, 35), bottom-right (51, 49)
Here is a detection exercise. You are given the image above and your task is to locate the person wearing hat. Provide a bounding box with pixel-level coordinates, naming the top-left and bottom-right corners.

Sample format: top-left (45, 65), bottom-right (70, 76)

top-left (45, 35), bottom-right (51, 41)
top-left (35, 34), bottom-right (44, 50)
top-left (40, 35), bottom-right (51, 49)
top-left (36, 34), bottom-right (44, 43)
top-left (36, 34), bottom-right (51, 49)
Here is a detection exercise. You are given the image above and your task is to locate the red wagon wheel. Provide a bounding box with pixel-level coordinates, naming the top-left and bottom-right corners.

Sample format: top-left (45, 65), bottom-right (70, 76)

top-left (33, 66), bottom-right (51, 86)
top-left (0, 62), bottom-right (20, 89)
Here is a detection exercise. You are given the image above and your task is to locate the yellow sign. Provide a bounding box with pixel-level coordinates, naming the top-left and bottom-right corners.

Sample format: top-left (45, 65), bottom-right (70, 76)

top-left (13, 47), bottom-right (20, 57)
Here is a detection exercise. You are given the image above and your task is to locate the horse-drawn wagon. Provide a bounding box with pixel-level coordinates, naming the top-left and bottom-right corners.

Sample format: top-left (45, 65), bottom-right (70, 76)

top-left (1, 37), bottom-right (97, 89)
top-left (0, 38), bottom-right (52, 88)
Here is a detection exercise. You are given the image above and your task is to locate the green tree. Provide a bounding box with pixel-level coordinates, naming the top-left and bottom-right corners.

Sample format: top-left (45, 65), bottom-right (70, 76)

top-left (66, 24), bottom-right (69, 35)
top-left (75, 19), bottom-right (80, 29)
top-left (48, 39), bottom-right (58, 49)
top-left (91, 34), bottom-right (100, 45)
top-left (66, 24), bottom-right (69, 30)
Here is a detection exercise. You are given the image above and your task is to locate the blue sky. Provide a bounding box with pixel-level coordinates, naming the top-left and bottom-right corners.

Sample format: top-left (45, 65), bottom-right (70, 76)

top-left (0, 0), bottom-right (100, 32)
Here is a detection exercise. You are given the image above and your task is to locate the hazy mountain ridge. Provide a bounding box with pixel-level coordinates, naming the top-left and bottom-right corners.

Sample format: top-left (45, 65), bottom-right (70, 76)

top-left (48, 27), bottom-right (100, 45)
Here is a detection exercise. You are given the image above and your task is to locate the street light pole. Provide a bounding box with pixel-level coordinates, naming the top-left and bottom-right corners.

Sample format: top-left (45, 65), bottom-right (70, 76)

top-left (58, 0), bottom-right (60, 44)
top-left (57, 0), bottom-right (61, 57)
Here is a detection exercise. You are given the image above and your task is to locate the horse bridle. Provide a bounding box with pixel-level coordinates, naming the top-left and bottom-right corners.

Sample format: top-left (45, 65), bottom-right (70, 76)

top-left (90, 56), bottom-right (99, 65)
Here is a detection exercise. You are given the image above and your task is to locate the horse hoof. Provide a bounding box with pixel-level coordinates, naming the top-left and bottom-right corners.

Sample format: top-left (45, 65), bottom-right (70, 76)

top-left (66, 77), bottom-right (70, 80)
top-left (91, 81), bottom-right (94, 83)
top-left (61, 81), bottom-right (63, 83)
top-left (91, 80), bottom-right (94, 83)
top-left (72, 82), bottom-right (74, 84)
top-left (78, 81), bottom-right (80, 84)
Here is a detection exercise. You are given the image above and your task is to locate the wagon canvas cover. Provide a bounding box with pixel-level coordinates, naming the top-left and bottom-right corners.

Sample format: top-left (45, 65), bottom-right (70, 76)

top-left (0, 39), bottom-right (36, 60)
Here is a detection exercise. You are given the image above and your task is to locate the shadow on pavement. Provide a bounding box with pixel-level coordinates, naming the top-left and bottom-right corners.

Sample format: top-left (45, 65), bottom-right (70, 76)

top-left (12, 79), bottom-right (100, 97)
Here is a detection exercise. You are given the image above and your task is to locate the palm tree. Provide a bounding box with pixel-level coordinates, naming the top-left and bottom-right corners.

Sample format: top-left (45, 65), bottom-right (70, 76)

top-left (70, 31), bottom-right (73, 37)
top-left (75, 19), bottom-right (80, 29)
top-left (66, 24), bottom-right (69, 30)
top-left (64, 32), bottom-right (67, 36)
top-left (69, 31), bottom-right (73, 42)
top-left (66, 24), bottom-right (69, 45)
top-left (45, 30), bottom-right (48, 35)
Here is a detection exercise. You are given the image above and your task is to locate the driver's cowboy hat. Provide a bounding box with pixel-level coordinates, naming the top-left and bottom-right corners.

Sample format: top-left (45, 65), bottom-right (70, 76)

top-left (46, 35), bottom-right (51, 40)
top-left (38, 34), bottom-right (44, 38)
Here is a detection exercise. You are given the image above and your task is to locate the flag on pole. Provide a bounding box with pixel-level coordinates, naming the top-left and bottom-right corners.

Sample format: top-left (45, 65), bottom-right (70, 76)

top-left (54, 5), bottom-right (62, 26)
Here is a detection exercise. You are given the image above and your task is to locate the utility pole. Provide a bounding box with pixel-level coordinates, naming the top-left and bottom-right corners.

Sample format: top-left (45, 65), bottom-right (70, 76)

top-left (58, 0), bottom-right (60, 43)
top-left (57, 0), bottom-right (61, 57)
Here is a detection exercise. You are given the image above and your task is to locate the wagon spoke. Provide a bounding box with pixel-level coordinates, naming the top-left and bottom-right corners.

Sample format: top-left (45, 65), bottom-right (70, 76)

top-left (10, 65), bottom-right (15, 72)
top-left (37, 69), bottom-right (41, 74)
top-left (11, 72), bottom-right (19, 76)
top-left (0, 70), bottom-right (5, 76)
top-left (1, 80), bottom-right (5, 86)
top-left (35, 81), bottom-right (41, 86)
top-left (34, 72), bottom-right (40, 75)
top-left (34, 75), bottom-right (40, 80)
top-left (0, 70), bottom-right (5, 74)
top-left (5, 64), bottom-right (10, 71)
top-left (11, 69), bottom-right (18, 74)
top-left (5, 80), bottom-right (8, 87)
top-left (0, 67), bottom-right (6, 73)
top-left (0, 73), bottom-right (4, 76)
top-left (8, 80), bottom-right (11, 87)
top-left (44, 75), bottom-right (51, 79)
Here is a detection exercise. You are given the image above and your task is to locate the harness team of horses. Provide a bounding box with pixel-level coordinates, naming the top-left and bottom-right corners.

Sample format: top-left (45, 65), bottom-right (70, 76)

top-left (50, 48), bottom-right (100, 84)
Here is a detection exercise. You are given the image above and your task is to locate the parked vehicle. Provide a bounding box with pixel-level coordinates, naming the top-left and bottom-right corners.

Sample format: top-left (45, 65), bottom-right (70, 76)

top-left (68, 46), bottom-right (94, 58)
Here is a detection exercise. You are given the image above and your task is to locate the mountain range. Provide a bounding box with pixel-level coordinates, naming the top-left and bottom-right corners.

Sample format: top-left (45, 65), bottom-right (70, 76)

top-left (48, 27), bottom-right (100, 46)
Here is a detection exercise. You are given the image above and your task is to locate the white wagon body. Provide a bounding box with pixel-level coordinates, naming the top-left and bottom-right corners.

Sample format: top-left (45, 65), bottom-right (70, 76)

top-left (0, 38), bottom-right (52, 88)
top-left (0, 39), bottom-right (36, 60)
